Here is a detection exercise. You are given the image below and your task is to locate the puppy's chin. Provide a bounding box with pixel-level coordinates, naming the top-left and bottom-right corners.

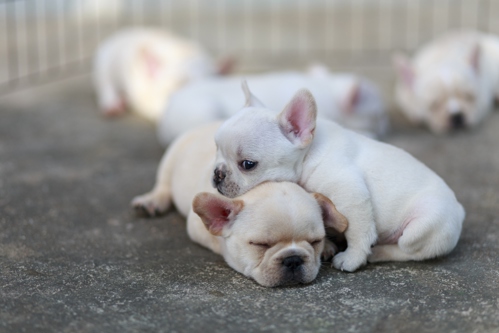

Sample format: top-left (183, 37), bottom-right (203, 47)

top-left (216, 181), bottom-right (243, 199)
top-left (255, 266), bottom-right (318, 288)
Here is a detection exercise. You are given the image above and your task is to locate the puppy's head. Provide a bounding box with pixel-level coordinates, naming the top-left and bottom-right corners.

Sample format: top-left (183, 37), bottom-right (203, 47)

top-left (394, 45), bottom-right (482, 134)
top-left (193, 182), bottom-right (348, 287)
top-left (335, 77), bottom-right (389, 138)
top-left (213, 82), bottom-right (317, 198)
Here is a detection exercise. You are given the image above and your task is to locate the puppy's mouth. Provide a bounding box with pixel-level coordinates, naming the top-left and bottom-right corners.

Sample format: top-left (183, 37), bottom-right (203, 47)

top-left (273, 267), bottom-right (311, 287)
top-left (216, 185), bottom-right (224, 195)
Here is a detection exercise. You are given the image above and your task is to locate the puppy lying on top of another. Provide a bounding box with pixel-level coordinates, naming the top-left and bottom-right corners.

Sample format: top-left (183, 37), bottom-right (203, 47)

top-left (394, 30), bottom-right (499, 134)
top-left (158, 65), bottom-right (388, 146)
top-left (132, 122), bottom-right (348, 287)
top-left (212, 82), bottom-right (464, 273)
top-left (93, 27), bottom-right (232, 121)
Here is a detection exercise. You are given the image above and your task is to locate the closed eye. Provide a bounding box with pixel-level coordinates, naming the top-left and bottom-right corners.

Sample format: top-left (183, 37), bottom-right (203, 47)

top-left (309, 239), bottom-right (323, 246)
top-left (249, 241), bottom-right (271, 249)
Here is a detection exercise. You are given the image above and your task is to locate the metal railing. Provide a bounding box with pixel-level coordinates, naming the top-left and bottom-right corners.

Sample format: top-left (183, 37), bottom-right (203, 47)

top-left (0, 0), bottom-right (497, 95)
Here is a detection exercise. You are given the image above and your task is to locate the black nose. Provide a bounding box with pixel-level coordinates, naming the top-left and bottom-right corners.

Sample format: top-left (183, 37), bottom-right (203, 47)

top-left (213, 168), bottom-right (226, 185)
top-left (282, 256), bottom-right (304, 270)
top-left (451, 113), bottom-right (465, 128)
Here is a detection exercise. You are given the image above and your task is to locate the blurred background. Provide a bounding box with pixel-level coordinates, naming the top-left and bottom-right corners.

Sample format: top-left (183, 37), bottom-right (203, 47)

top-left (1, 0), bottom-right (498, 98)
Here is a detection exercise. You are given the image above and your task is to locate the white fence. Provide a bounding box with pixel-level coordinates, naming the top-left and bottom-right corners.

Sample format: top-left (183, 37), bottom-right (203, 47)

top-left (0, 0), bottom-right (497, 94)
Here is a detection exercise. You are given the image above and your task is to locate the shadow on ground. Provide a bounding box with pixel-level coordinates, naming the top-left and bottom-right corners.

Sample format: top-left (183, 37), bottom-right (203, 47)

top-left (0, 76), bottom-right (498, 333)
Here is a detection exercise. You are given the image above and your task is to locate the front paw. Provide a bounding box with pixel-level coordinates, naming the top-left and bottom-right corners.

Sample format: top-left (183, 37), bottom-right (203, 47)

top-left (131, 190), bottom-right (170, 217)
top-left (332, 249), bottom-right (367, 272)
top-left (321, 239), bottom-right (339, 262)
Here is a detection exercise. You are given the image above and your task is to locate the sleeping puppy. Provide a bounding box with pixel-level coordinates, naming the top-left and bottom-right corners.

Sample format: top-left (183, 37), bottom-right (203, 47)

top-left (157, 69), bottom-right (388, 146)
top-left (212, 83), bottom-right (465, 272)
top-left (131, 122), bottom-right (348, 287)
top-left (93, 27), bottom-right (222, 121)
top-left (394, 31), bottom-right (499, 133)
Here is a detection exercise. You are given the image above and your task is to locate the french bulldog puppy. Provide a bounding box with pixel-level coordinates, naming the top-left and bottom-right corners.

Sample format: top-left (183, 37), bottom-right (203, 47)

top-left (212, 83), bottom-right (465, 272)
top-left (93, 27), bottom-right (221, 121)
top-left (131, 122), bottom-right (348, 287)
top-left (157, 69), bottom-right (388, 146)
top-left (394, 31), bottom-right (499, 133)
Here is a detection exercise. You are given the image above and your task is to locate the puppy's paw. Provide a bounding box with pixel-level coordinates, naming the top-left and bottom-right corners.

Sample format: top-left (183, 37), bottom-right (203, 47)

top-left (332, 249), bottom-right (367, 272)
top-left (321, 239), bottom-right (339, 262)
top-left (131, 190), bottom-right (171, 217)
top-left (102, 99), bottom-right (126, 117)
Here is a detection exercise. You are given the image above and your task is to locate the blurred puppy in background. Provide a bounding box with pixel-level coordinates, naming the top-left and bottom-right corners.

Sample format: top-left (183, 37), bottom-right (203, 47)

top-left (157, 66), bottom-right (388, 146)
top-left (394, 31), bottom-right (499, 134)
top-left (93, 27), bottom-right (231, 121)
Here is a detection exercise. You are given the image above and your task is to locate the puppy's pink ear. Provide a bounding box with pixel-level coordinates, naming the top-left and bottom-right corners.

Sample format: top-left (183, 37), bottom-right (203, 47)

top-left (469, 43), bottom-right (481, 73)
top-left (342, 81), bottom-right (361, 114)
top-left (140, 47), bottom-right (163, 80)
top-left (393, 53), bottom-right (414, 89)
top-left (192, 193), bottom-right (244, 236)
top-left (313, 193), bottom-right (348, 233)
top-left (278, 89), bottom-right (317, 148)
top-left (241, 80), bottom-right (265, 108)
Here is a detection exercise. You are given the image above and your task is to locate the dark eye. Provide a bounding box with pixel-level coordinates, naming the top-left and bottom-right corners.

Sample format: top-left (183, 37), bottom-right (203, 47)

top-left (249, 241), bottom-right (270, 249)
top-left (310, 239), bottom-right (323, 246)
top-left (240, 160), bottom-right (258, 171)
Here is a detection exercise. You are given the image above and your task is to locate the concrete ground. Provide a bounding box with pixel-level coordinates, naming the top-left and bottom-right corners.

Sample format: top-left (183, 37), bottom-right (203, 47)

top-left (1, 75), bottom-right (498, 333)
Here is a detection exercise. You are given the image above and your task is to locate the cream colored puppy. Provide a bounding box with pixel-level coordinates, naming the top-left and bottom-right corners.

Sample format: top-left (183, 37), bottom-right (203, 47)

top-left (212, 84), bottom-right (465, 272)
top-left (157, 70), bottom-right (388, 146)
top-left (131, 122), bottom-right (348, 287)
top-left (93, 27), bottom-right (218, 121)
top-left (394, 31), bottom-right (499, 133)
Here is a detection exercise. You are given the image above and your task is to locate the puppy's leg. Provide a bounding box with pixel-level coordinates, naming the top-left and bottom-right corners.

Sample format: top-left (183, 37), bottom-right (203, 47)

top-left (186, 209), bottom-right (221, 255)
top-left (368, 245), bottom-right (415, 262)
top-left (331, 179), bottom-right (378, 272)
top-left (94, 62), bottom-right (126, 116)
top-left (368, 201), bottom-right (463, 263)
top-left (131, 148), bottom-right (175, 216)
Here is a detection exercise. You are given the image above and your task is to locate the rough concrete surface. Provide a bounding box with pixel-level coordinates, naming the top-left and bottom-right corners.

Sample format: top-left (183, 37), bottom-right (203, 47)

top-left (1, 76), bottom-right (498, 333)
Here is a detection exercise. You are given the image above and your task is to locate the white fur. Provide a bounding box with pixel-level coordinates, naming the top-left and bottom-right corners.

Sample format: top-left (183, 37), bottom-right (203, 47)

top-left (213, 88), bottom-right (465, 272)
top-left (131, 122), bottom-right (347, 287)
top-left (394, 31), bottom-right (499, 133)
top-left (93, 27), bottom-right (217, 121)
top-left (157, 70), bottom-right (388, 146)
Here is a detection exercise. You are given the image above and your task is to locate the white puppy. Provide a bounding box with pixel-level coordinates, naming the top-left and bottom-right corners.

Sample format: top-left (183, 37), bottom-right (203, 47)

top-left (93, 27), bottom-right (220, 121)
top-left (157, 70), bottom-right (388, 146)
top-left (394, 31), bottom-right (499, 133)
top-left (131, 122), bottom-right (348, 287)
top-left (212, 84), bottom-right (465, 272)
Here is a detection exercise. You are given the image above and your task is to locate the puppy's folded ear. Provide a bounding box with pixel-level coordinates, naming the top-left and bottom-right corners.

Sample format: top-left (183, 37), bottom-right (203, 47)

top-left (313, 193), bottom-right (348, 233)
top-left (278, 89), bottom-right (317, 148)
top-left (192, 193), bottom-right (244, 236)
top-left (241, 80), bottom-right (265, 108)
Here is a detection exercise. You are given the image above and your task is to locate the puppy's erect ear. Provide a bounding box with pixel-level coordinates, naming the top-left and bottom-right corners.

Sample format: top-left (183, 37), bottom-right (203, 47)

top-left (313, 193), bottom-right (348, 233)
top-left (278, 89), bottom-right (317, 148)
top-left (241, 80), bottom-right (265, 108)
top-left (192, 193), bottom-right (244, 236)
top-left (393, 53), bottom-right (414, 89)
top-left (469, 43), bottom-right (481, 74)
